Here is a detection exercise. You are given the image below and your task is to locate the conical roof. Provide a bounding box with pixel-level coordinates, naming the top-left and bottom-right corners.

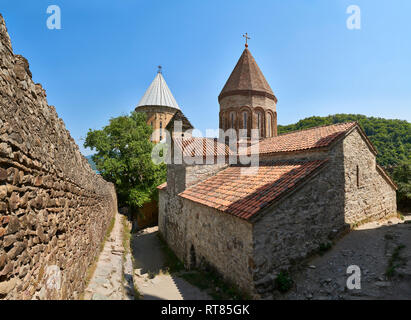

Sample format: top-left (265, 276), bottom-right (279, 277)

top-left (219, 48), bottom-right (276, 102)
top-left (137, 71), bottom-right (180, 110)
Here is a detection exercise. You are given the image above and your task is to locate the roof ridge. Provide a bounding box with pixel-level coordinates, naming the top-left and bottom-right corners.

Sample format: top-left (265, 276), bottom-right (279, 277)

top-left (274, 121), bottom-right (357, 138)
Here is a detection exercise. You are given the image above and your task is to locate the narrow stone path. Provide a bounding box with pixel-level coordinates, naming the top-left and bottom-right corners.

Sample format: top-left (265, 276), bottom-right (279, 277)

top-left (132, 227), bottom-right (211, 300)
top-left (83, 211), bottom-right (134, 300)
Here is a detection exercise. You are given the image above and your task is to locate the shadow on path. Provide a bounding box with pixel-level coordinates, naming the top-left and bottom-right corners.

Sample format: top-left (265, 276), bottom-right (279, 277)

top-left (131, 227), bottom-right (211, 300)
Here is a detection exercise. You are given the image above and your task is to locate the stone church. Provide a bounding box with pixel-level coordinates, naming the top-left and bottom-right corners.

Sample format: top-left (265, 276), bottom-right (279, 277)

top-left (156, 45), bottom-right (397, 298)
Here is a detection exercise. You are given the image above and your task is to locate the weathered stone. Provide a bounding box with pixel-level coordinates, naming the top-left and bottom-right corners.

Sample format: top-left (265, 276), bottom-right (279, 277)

top-left (0, 168), bottom-right (7, 181)
top-left (0, 202), bottom-right (7, 213)
top-left (0, 185), bottom-right (7, 200)
top-left (36, 226), bottom-right (47, 243)
top-left (0, 215), bottom-right (10, 226)
top-left (0, 252), bottom-right (7, 269)
top-left (0, 261), bottom-right (14, 275)
top-left (0, 278), bottom-right (17, 295)
top-left (7, 242), bottom-right (25, 260)
top-left (3, 234), bottom-right (16, 247)
top-left (6, 216), bottom-right (20, 234)
top-left (8, 192), bottom-right (19, 210)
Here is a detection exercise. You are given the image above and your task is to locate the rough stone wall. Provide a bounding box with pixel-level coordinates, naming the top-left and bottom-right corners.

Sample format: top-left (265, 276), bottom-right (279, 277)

top-left (251, 141), bottom-right (347, 296)
top-left (159, 162), bottom-right (228, 262)
top-left (343, 127), bottom-right (397, 224)
top-left (183, 199), bottom-right (254, 294)
top-left (159, 187), bottom-right (254, 294)
top-left (134, 105), bottom-right (176, 143)
top-left (0, 15), bottom-right (117, 300)
top-left (185, 163), bottom-right (228, 188)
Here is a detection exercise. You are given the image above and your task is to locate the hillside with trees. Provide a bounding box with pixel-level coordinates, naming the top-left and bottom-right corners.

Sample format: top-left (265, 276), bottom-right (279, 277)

top-left (278, 114), bottom-right (410, 211)
top-left (278, 114), bottom-right (410, 167)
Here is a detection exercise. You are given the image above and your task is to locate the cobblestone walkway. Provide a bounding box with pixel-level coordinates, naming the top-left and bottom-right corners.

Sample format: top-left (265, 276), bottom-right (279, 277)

top-left (83, 211), bottom-right (134, 300)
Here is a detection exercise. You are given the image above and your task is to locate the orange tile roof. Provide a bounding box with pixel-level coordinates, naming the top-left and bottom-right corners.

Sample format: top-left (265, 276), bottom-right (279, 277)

top-left (174, 137), bottom-right (232, 158)
top-left (254, 122), bottom-right (357, 155)
top-left (179, 160), bottom-right (328, 220)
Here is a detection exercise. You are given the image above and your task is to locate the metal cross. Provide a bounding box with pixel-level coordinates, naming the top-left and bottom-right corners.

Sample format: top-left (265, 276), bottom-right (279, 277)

top-left (158, 65), bottom-right (162, 73)
top-left (243, 33), bottom-right (251, 47)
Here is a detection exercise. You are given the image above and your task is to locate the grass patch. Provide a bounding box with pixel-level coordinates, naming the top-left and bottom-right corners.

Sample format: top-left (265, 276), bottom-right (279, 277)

top-left (274, 271), bottom-right (293, 293)
top-left (318, 242), bottom-right (332, 255)
top-left (397, 212), bottom-right (405, 221)
top-left (121, 215), bottom-right (142, 300)
top-left (122, 215), bottom-right (131, 258)
top-left (386, 244), bottom-right (407, 278)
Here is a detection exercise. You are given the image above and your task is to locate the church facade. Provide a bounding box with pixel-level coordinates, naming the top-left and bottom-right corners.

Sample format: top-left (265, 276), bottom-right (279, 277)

top-left (157, 46), bottom-right (397, 298)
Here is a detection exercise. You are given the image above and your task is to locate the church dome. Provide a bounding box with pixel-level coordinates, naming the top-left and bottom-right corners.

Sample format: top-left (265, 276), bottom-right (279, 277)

top-left (136, 70), bottom-right (180, 110)
top-left (218, 48), bottom-right (276, 103)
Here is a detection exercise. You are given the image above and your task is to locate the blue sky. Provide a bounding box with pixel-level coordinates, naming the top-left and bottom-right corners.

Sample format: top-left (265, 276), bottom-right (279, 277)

top-left (1, 0), bottom-right (410, 155)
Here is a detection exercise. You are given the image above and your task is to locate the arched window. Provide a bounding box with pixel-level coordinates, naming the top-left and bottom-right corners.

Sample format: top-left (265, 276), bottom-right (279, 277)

top-left (160, 121), bottom-right (163, 141)
top-left (230, 112), bottom-right (236, 129)
top-left (267, 113), bottom-right (273, 137)
top-left (243, 112), bottom-right (248, 129)
top-left (256, 111), bottom-right (263, 137)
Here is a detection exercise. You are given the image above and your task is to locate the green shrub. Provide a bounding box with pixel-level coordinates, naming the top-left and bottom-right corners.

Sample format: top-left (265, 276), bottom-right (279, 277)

top-left (275, 271), bottom-right (293, 293)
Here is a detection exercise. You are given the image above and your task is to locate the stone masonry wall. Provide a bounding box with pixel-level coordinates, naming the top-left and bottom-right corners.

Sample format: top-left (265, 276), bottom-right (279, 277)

top-left (183, 199), bottom-right (254, 294)
top-left (251, 141), bottom-right (347, 297)
top-left (159, 162), bottom-right (228, 263)
top-left (0, 14), bottom-right (117, 300)
top-left (343, 127), bottom-right (397, 224)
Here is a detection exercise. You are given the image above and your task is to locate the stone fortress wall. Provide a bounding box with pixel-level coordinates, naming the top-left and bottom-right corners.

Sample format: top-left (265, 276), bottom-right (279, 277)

top-left (0, 14), bottom-right (117, 300)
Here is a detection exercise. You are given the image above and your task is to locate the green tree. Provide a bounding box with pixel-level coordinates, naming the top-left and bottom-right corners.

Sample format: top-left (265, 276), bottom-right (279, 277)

top-left (84, 111), bottom-right (166, 209)
top-left (392, 160), bottom-right (411, 211)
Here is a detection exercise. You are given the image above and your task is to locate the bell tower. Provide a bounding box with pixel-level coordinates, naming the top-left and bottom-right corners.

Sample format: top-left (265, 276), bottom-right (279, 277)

top-left (218, 40), bottom-right (277, 139)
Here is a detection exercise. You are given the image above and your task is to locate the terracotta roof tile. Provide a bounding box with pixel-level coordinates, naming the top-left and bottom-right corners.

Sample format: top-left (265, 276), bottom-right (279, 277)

top-left (253, 122), bottom-right (357, 155)
top-left (174, 137), bottom-right (232, 158)
top-left (179, 160), bottom-right (328, 220)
